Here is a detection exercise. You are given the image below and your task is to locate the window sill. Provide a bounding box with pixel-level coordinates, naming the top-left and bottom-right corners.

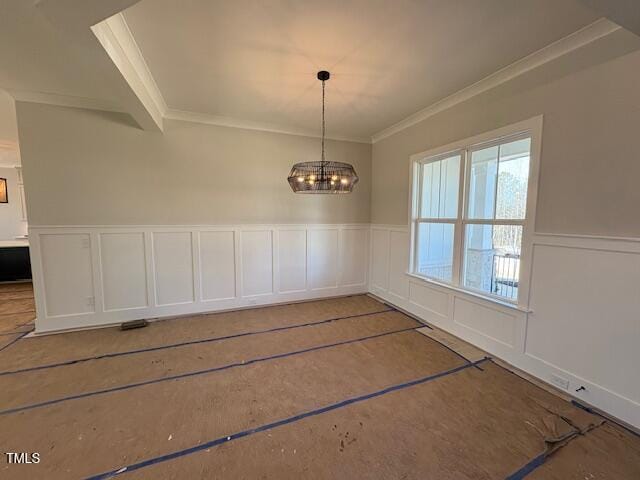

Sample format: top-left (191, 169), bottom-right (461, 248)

top-left (405, 272), bottom-right (533, 314)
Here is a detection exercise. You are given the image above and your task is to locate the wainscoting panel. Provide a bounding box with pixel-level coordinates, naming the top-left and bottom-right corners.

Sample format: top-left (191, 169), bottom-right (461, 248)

top-left (408, 280), bottom-right (449, 323)
top-left (153, 231), bottom-right (195, 306)
top-left (100, 232), bottom-right (148, 311)
top-left (339, 228), bottom-right (368, 287)
top-left (30, 224), bottom-right (369, 334)
top-left (369, 224), bottom-right (640, 429)
top-left (388, 230), bottom-right (410, 300)
top-left (370, 227), bottom-right (390, 291)
top-left (199, 230), bottom-right (236, 302)
top-left (453, 296), bottom-right (517, 348)
top-left (277, 229), bottom-right (307, 293)
top-left (526, 241), bottom-right (640, 411)
top-left (308, 228), bottom-right (339, 290)
top-left (39, 233), bottom-right (95, 317)
top-left (240, 230), bottom-right (274, 297)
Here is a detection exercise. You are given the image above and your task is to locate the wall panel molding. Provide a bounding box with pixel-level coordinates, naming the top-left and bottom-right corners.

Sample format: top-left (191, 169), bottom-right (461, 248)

top-left (368, 224), bottom-right (640, 429)
top-left (29, 224), bottom-right (369, 333)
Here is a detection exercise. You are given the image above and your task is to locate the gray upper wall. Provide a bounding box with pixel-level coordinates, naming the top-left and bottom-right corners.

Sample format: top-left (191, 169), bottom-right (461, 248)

top-left (371, 30), bottom-right (640, 237)
top-left (16, 104), bottom-right (371, 226)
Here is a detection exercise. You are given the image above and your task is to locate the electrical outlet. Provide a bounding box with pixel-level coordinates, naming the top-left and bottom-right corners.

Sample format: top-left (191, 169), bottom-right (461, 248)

top-left (247, 299), bottom-right (257, 306)
top-left (550, 373), bottom-right (569, 390)
top-left (86, 296), bottom-right (95, 307)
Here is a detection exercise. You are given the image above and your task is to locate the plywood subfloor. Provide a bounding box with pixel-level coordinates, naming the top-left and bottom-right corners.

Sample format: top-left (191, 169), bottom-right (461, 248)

top-left (0, 285), bottom-right (638, 479)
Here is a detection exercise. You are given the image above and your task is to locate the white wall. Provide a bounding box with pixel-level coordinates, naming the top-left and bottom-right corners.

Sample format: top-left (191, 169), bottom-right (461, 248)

top-left (29, 223), bottom-right (369, 333)
top-left (0, 167), bottom-right (27, 240)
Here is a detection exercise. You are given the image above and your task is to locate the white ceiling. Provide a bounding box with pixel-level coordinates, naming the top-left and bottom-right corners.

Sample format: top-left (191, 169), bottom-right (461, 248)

top-left (123, 0), bottom-right (600, 140)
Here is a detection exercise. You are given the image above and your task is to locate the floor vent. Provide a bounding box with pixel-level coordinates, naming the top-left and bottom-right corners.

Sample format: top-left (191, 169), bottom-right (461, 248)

top-left (120, 319), bottom-right (148, 331)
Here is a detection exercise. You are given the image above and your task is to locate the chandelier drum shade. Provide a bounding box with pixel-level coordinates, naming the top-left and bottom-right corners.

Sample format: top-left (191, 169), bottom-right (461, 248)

top-left (287, 161), bottom-right (359, 193)
top-left (287, 71), bottom-right (359, 194)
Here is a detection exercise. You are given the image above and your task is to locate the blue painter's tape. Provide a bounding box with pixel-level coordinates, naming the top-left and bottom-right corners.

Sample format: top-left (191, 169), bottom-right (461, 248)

top-left (571, 400), bottom-right (639, 438)
top-left (505, 400), bottom-right (640, 479)
top-left (0, 330), bottom-right (30, 353)
top-left (0, 326), bottom-right (420, 416)
top-left (505, 453), bottom-right (546, 480)
top-left (380, 301), bottom-right (433, 330)
top-left (413, 330), bottom-right (481, 367)
top-left (0, 318), bottom-right (34, 337)
top-left (84, 357), bottom-right (488, 480)
top-left (0, 330), bottom-right (32, 337)
top-left (0, 308), bottom-right (396, 377)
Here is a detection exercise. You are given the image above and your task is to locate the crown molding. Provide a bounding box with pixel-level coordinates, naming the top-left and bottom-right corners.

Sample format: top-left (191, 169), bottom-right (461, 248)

top-left (8, 89), bottom-right (123, 113)
top-left (371, 18), bottom-right (621, 144)
top-left (165, 108), bottom-right (372, 144)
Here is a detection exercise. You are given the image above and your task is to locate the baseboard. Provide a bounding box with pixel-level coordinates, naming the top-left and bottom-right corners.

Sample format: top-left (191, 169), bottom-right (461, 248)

top-left (28, 290), bottom-right (368, 337)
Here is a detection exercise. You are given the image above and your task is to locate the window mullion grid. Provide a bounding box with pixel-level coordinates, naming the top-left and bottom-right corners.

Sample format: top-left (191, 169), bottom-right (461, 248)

top-left (452, 149), bottom-right (467, 286)
top-left (412, 161), bottom-right (425, 274)
top-left (415, 217), bottom-right (458, 223)
top-left (463, 219), bottom-right (524, 226)
top-left (492, 144), bottom-right (501, 219)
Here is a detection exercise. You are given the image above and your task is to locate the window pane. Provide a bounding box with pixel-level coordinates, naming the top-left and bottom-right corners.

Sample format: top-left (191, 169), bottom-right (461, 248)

top-left (467, 146), bottom-right (498, 219)
top-left (415, 222), bottom-right (455, 282)
top-left (420, 154), bottom-right (460, 218)
top-left (463, 224), bottom-right (522, 301)
top-left (496, 138), bottom-right (530, 220)
top-left (467, 137), bottom-right (531, 220)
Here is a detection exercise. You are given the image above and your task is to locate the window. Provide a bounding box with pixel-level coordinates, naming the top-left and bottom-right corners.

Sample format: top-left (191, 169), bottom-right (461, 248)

top-left (410, 120), bottom-right (539, 305)
top-left (414, 153), bottom-right (461, 283)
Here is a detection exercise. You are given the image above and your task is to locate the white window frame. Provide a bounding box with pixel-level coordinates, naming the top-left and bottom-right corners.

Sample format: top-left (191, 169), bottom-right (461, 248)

top-left (408, 116), bottom-right (543, 310)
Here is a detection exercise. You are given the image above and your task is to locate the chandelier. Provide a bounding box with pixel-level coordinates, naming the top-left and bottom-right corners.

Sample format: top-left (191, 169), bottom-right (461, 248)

top-left (287, 71), bottom-right (359, 193)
